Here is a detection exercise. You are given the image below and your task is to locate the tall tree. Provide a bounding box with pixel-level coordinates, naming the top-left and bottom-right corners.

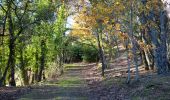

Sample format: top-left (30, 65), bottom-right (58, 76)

top-left (140, 0), bottom-right (169, 74)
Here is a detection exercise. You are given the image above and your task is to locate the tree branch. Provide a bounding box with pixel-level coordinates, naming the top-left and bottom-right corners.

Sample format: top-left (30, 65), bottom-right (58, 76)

top-left (0, 4), bottom-right (7, 12)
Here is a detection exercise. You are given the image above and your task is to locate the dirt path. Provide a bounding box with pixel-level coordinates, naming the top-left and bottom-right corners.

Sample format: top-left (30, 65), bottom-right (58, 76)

top-left (18, 64), bottom-right (92, 100)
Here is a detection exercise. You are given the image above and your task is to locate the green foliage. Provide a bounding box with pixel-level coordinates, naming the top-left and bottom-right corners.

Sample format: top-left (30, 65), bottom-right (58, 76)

top-left (0, 0), bottom-right (68, 86)
top-left (82, 45), bottom-right (99, 62)
top-left (35, 0), bottom-right (56, 22)
top-left (66, 42), bottom-right (98, 63)
top-left (69, 43), bottom-right (83, 62)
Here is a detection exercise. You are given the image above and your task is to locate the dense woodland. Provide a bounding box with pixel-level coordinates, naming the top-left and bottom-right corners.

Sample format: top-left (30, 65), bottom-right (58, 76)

top-left (0, 0), bottom-right (170, 97)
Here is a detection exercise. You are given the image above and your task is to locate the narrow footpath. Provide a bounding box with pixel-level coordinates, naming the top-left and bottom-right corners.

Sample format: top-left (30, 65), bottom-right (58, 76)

top-left (18, 64), bottom-right (91, 100)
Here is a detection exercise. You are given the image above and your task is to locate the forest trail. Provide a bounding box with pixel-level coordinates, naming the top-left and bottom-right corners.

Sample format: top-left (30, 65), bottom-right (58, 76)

top-left (2, 48), bottom-right (170, 100)
top-left (18, 64), bottom-right (93, 100)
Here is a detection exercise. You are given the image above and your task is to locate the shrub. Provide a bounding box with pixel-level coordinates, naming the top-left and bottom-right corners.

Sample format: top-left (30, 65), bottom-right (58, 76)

top-left (82, 45), bottom-right (99, 62)
top-left (69, 43), bottom-right (83, 62)
top-left (65, 43), bottom-right (99, 63)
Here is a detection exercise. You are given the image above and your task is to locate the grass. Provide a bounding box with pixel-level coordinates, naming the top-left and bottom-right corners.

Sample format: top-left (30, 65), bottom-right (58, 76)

top-left (64, 63), bottom-right (82, 69)
top-left (129, 75), bottom-right (170, 100)
top-left (64, 63), bottom-right (77, 67)
top-left (18, 76), bottom-right (86, 100)
top-left (96, 73), bottom-right (170, 100)
top-left (57, 77), bottom-right (84, 87)
top-left (18, 64), bottom-right (88, 100)
top-left (55, 96), bottom-right (87, 100)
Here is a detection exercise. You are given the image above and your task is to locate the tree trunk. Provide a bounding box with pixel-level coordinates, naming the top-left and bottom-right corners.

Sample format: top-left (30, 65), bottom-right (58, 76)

top-left (130, 0), bottom-right (139, 81)
top-left (149, 49), bottom-right (154, 70)
top-left (35, 49), bottom-right (39, 82)
top-left (114, 36), bottom-right (120, 57)
top-left (19, 48), bottom-right (29, 85)
top-left (132, 42), bottom-right (139, 81)
top-left (0, 39), bottom-right (15, 86)
top-left (59, 55), bottom-right (64, 75)
top-left (140, 1), bottom-right (169, 74)
top-left (8, 6), bottom-right (16, 86)
top-left (96, 31), bottom-right (106, 76)
top-left (8, 32), bottom-right (16, 87)
top-left (38, 40), bottom-right (46, 82)
top-left (0, 52), bottom-right (12, 86)
top-left (141, 50), bottom-right (149, 70)
top-left (126, 43), bottom-right (131, 84)
top-left (152, 11), bottom-right (169, 74)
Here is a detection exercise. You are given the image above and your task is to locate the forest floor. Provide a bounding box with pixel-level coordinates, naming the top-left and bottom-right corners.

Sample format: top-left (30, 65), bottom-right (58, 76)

top-left (1, 48), bottom-right (170, 100)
